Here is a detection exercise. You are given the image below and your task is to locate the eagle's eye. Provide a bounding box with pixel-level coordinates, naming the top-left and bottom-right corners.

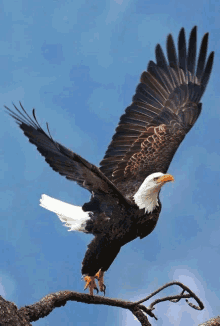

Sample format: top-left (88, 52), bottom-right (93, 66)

top-left (153, 177), bottom-right (159, 181)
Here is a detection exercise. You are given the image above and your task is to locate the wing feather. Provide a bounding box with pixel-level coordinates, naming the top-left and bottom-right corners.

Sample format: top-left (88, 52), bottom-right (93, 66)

top-left (200, 51), bottom-right (214, 96)
top-left (178, 28), bottom-right (187, 73)
top-left (196, 33), bottom-right (208, 80)
top-left (100, 26), bottom-right (214, 199)
top-left (187, 26), bottom-right (197, 76)
top-left (5, 103), bottom-right (129, 206)
top-left (167, 34), bottom-right (178, 69)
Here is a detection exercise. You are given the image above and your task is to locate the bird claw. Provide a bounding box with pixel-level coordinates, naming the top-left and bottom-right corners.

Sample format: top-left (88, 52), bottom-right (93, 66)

top-left (102, 284), bottom-right (106, 296)
top-left (83, 270), bottom-right (106, 295)
top-left (95, 287), bottom-right (99, 294)
top-left (95, 269), bottom-right (106, 295)
top-left (84, 276), bottom-right (98, 295)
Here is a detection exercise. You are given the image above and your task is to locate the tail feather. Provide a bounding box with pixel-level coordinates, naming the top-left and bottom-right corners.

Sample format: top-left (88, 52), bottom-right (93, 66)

top-left (39, 194), bottom-right (90, 232)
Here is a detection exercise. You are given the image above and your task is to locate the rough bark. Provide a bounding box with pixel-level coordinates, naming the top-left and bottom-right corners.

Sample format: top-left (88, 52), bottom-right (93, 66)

top-left (0, 296), bottom-right (32, 326)
top-left (199, 316), bottom-right (220, 326)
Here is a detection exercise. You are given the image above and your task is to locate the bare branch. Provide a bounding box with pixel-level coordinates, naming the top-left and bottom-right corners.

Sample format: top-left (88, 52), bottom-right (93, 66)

top-left (134, 281), bottom-right (204, 315)
top-left (18, 290), bottom-right (152, 324)
top-left (19, 291), bottom-right (134, 321)
top-left (129, 306), bottom-right (152, 326)
top-left (0, 281), bottom-right (205, 325)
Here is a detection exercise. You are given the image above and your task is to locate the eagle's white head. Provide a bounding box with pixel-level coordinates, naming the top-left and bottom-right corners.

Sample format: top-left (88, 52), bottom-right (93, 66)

top-left (133, 172), bottom-right (174, 213)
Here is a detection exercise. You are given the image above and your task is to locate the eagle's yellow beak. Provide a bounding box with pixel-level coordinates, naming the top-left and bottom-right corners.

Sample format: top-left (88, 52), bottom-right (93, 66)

top-left (157, 174), bottom-right (174, 184)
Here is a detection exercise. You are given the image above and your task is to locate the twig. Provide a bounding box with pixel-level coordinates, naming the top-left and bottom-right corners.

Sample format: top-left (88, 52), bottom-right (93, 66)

top-left (134, 280), bottom-right (204, 318)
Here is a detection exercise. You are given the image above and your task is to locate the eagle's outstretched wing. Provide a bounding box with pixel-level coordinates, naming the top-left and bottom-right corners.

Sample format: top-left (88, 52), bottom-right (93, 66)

top-left (99, 26), bottom-right (214, 199)
top-left (5, 104), bottom-right (128, 207)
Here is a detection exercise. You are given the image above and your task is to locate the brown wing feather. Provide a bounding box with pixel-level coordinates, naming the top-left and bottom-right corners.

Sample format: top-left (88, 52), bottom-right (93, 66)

top-left (99, 26), bottom-right (214, 199)
top-left (113, 122), bottom-right (186, 198)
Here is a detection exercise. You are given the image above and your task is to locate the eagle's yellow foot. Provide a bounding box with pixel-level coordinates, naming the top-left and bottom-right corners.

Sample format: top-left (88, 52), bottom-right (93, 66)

top-left (84, 276), bottom-right (98, 295)
top-left (95, 269), bottom-right (106, 295)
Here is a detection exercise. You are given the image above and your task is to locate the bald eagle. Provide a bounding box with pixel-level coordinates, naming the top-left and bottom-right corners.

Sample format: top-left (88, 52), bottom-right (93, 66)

top-left (5, 26), bottom-right (214, 295)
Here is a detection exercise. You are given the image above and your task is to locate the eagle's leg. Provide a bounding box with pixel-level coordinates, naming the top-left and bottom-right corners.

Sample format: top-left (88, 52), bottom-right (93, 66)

top-left (84, 276), bottom-right (98, 295)
top-left (95, 269), bottom-right (106, 295)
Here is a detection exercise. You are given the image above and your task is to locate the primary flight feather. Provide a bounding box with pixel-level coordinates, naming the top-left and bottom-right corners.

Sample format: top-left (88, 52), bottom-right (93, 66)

top-left (5, 26), bottom-right (214, 295)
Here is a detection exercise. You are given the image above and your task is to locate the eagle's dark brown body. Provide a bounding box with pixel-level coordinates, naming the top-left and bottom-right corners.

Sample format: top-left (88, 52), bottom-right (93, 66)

top-left (82, 201), bottom-right (161, 276)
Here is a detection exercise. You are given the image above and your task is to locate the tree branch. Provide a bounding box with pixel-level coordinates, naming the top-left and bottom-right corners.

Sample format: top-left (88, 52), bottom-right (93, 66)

top-left (199, 316), bottom-right (220, 326)
top-left (0, 281), bottom-right (207, 325)
top-left (135, 281), bottom-right (204, 316)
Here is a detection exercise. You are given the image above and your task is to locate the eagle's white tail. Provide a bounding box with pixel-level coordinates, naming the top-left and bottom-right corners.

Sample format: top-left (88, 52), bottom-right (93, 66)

top-left (39, 194), bottom-right (90, 232)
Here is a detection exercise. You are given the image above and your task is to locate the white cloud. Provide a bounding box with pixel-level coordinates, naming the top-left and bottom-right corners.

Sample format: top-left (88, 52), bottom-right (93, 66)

top-left (0, 281), bottom-right (6, 296)
top-left (0, 272), bottom-right (16, 299)
top-left (165, 268), bottom-right (212, 325)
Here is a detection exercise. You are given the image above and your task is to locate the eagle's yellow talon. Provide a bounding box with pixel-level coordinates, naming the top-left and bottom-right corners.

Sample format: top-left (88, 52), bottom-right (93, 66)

top-left (95, 269), bottom-right (106, 295)
top-left (84, 276), bottom-right (98, 295)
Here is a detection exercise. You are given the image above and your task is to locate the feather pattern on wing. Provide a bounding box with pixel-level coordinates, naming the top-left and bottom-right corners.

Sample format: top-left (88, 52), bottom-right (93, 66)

top-left (99, 26), bottom-right (214, 199)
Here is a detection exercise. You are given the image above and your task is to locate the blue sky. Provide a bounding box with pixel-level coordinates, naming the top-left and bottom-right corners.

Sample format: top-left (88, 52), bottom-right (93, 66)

top-left (0, 0), bottom-right (220, 325)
